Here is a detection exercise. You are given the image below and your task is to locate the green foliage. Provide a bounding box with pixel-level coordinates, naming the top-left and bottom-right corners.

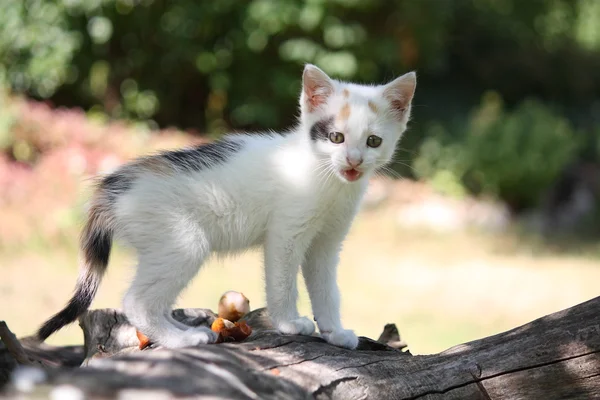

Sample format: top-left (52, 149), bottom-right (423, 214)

top-left (465, 95), bottom-right (579, 208)
top-left (0, 0), bottom-right (81, 98)
top-left (2, 0), bottom-right (596, 130)
top-left (1, 0), bottom-right (600, 209)
top-left (0, 87), bottom-right (16, 151)
top-left (415, 94), bottom-right (580, 209)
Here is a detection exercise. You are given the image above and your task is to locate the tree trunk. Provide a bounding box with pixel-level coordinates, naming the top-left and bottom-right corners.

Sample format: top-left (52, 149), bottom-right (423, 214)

top-left (2, 296), bottom-right (600, 399)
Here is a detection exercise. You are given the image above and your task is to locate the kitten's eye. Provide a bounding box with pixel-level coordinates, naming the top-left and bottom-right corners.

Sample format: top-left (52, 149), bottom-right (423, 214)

top-left (366, 135), bottom-right (382, 148)
top-left (329, 131), bottom-right (345, 144)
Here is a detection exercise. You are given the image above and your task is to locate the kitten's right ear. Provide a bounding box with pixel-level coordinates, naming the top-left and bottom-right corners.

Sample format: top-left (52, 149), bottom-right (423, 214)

top-left (302, 64), bottom-right (334, 112)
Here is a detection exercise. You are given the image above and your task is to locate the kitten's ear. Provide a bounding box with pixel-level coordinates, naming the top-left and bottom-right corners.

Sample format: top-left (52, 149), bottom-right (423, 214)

top-left (383, 71), bottom-right (417, 118)
top-left (302, 64), bottom-right (334, 112)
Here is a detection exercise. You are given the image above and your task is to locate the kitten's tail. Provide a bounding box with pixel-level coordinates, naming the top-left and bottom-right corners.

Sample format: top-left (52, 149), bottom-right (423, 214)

top-left (37, 195), bottom-right (113, 342)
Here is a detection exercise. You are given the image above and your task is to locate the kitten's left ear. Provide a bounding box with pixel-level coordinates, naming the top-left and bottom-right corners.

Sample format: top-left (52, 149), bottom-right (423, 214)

top-left (302, 64), bottom-right (334, 112)
top-left (383, 71), bottom-right (417, 118)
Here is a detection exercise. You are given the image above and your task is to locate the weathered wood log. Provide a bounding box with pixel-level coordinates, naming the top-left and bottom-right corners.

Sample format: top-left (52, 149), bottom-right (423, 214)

top-left (2, 296), bottom-right (600, 399)
top-left (0, 322), bottom-right (32, 366)
top-left (79, 307), bottom-right (219, 362)
top-left (0, 322), bottom-right (84, 387)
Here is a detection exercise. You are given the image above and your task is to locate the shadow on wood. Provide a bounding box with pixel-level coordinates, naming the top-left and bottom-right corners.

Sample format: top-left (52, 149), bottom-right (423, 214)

top-left (2, 297), bottom-right (600, 399)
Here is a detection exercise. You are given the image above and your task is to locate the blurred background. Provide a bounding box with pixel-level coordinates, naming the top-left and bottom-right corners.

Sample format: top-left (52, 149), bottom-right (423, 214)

top-left (1, 0), bottom-right (600, 354)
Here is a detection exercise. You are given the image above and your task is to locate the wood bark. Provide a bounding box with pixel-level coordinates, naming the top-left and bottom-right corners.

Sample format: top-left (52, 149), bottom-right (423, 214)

top-left (2, 296), bottom-right (600, 399)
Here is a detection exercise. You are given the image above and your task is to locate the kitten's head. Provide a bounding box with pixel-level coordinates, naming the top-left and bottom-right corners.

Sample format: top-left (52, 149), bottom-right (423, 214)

top-left (300, 64), bottom-right (416, 183)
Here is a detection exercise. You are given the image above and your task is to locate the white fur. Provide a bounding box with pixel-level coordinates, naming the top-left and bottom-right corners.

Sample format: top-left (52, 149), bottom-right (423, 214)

top-left (110, 65), bottom-right (416, 349)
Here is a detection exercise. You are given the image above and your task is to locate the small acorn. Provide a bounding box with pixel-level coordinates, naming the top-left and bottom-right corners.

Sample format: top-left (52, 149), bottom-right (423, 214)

top-left (135, 291), bottom-right (253, 349)
top-left (218, 291), bottom-right (251, 322)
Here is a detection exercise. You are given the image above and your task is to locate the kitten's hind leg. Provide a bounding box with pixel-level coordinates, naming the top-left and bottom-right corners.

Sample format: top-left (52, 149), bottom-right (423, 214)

top-left (123, 250), bottom-right (217, 349)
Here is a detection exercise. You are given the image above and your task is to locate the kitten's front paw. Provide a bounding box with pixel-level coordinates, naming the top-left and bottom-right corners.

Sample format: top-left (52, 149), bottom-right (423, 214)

top-left (276, 316), bottom-right (315, 336)
top-left (321, 329), bottom-right (359, 350)
top-left (160, 326), bottom-right (219, 348)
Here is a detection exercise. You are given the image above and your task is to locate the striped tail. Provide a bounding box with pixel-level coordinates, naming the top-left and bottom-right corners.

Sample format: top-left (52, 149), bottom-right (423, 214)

top-left (37, 201), bottom-right (113, 341)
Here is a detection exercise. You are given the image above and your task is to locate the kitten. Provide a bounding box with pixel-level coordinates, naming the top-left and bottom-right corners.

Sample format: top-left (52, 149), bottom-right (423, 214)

top-left (37, 65), bottom-right (416, 349)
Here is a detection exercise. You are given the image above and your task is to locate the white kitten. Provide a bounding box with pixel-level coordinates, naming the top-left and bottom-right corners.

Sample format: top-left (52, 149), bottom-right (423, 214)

top-left (37, 65), bottom-right (416, 349)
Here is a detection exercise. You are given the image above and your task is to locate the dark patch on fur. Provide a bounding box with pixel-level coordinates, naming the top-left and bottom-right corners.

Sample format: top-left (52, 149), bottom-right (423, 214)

top-left (98, 139), bottom-right (242, 200)
top-left (100, 172), bottom-right (135, 202)
top-left (309, 117), bottom-right (335, 142)
top-left (37, 208), bottom-right (112, 341)
top-left (160, 139), bottom-right (242, 172)
top-left (37, 272), bottom-right (101, 341)
top-left (85, 226), bottom-right (112, 267)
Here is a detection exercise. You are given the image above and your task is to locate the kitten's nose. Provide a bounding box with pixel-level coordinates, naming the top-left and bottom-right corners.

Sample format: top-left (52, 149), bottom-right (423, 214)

top-left (346, 156), bottom-right (363, 168)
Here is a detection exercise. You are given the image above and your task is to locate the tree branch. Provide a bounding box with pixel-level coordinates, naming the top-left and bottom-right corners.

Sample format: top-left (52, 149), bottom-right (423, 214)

top-left (2, 297), bottom-right (600, 399)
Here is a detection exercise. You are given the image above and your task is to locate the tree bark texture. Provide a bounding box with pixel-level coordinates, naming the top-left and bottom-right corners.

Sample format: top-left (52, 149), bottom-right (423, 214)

top-left (1, 296), bottom-right (600, 399)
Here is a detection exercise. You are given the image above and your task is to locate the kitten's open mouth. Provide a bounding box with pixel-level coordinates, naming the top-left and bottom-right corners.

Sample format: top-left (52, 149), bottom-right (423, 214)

top-left (341, 168), bottom-right (363, 182)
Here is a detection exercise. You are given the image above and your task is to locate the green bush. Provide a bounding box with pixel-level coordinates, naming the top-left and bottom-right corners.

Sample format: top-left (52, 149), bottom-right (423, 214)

top-left (0, 0), bottom-right (81, 98)
top-left (415, 93), bottom-right (580, 209)
top-left (0, 87), bottom-right (16, 151)
top-left (0, 0), bottom-right (455, 131)
top-left (1, 0), bottom-right (600, 211)
top-left (1, 0), bottom-right (597, 133)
